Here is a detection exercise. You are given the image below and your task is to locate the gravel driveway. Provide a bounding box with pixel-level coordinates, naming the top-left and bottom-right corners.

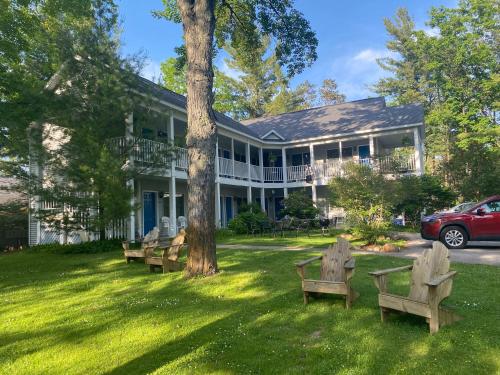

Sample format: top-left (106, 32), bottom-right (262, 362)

top-left (389, 235), bottom-right (500, 266)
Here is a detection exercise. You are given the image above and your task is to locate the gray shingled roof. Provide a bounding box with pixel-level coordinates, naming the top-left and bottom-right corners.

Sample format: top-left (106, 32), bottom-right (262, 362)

top-left (135, 77), bottom-right (424, 143)
top-left (241, 97), bottom-right (424, 142)
top-left (135, 76), bottom-right (260, 138)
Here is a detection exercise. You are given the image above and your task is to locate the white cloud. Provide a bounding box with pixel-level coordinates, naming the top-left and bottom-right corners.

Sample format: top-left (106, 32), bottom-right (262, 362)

top-left (328, 48), bottom-right (396, 100)
top-left (140, 59), bottom-right (162, 82)
top-left (353, 48), bottom-right (389, 63)
top-left (219, 60), bottom-right (241, 80)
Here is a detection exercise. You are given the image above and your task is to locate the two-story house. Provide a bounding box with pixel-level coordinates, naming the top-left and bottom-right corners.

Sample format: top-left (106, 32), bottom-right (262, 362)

top-left (28, 76), bottom-right (424, 245)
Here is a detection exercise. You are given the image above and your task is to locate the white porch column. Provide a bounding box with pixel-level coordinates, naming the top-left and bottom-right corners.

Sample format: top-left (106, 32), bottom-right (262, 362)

top-left (338, 140), bottom-right (343, 176)
top-left (282, 147), bottom-right (288, 198)
top-left (215, 138), bottom-right (221, 227)
top-left (246, 143), bottom-right (251, 181)
top-left (169, 113), bottom-right (177, 235)
top-left (413, 128), bottom-right (424, 175)
top-left (215, 138), bottom-right (220, 179)
top-left (260, 187), bottom-right (266, 212)
top-left (309, 143), bottom-right (317, 206)
top-left (309, 144), bottom-right (315, 165)
top-left (369, 135), bottom-right (375, 158)
top-left (259, 147), bottom-right (264, 183)
top-left (169, 178), bottom-right (177, 236)
top-left (247, 186), bottom-right (252, 204)
top-left (125, 112), bottom-right (135, 241)
top-left (215, 182), bottom-right (221, 228)
top-left (231, 138), bottom-right (235, 177)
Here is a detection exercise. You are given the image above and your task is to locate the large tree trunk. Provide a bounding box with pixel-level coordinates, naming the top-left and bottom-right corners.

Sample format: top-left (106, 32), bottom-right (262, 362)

top-left (178, 0), bottom-right (218, 275)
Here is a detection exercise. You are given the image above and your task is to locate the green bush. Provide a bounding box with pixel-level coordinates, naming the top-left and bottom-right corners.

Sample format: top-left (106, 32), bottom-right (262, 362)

top-left (29, 239), bottom-right (123, 254)
top-left (395, 175), bottom-right (456, 225)
top-left (329, 163), bottom-right (396, 244)
top-left (228, 203), bottom-right (269, 235)
top-left (282, 190), bottom-right (319, 219)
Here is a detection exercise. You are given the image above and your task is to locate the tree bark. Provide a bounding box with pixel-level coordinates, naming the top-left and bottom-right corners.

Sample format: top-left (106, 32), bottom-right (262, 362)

top-left (178, 0), bottom-right (218, 275)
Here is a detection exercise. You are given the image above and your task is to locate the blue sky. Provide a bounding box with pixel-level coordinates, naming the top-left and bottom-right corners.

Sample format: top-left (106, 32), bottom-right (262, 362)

top-left (117, 0), bottom-right (456, 101)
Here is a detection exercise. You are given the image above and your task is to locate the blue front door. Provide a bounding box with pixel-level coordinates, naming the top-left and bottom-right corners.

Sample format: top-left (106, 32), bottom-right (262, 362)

top-left (225, 197), bottom-right (233, 225)
top-left (143, 192), bottom-right (157, 235)
top-left (358, 145), bottom-right (370, 159)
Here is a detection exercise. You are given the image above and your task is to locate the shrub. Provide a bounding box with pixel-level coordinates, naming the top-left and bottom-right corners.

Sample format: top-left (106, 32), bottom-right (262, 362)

top-left (228, 203), bottom-right (269, 234)
top-left (329, 162), bottom-right (396, 244)
top-left (395, 175), bottom-right (456, 225)
top-left (29, 239), bottom-right (122, 254)
top-left (282, 190), bottom-right (319, 219)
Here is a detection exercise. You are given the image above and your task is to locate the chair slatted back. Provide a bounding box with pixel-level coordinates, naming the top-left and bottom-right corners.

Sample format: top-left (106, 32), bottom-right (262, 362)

top-left (164, 229), bottom-right (186, 262)
top-left (142, 227), bottom-right (159, 248)
top-left (409, 241), bottom-right (452, 303)
top-left (320, 238), bottom-right (351, 282)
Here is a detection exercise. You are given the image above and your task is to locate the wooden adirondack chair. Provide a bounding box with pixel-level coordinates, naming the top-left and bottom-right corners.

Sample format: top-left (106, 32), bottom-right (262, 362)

top-left (296, 238), bottom-right (359, 309)
top-left (146, 229), bottom-right (186, 273)
top-left (122, 227), bottom-right (159, 263)
top-left (369, 241), bottom-right (461, 334)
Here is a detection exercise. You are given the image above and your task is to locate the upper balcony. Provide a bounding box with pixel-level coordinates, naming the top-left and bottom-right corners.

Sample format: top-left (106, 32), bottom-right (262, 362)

top-left (110, 128), bottom-right (421, 185)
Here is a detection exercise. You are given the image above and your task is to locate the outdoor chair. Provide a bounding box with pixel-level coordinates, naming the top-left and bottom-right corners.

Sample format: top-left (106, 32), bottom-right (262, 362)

top-left (296, 237), bottom-right (359, 309)
top-left (369, 241), bottom-right (461, 334)
top-left (146, 229), bottom-right (187, 273)
top-left (122, 227), bottom-right (159, 263)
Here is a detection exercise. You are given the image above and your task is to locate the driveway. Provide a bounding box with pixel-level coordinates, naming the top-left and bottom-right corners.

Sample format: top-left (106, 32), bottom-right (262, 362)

top-left (388, 237), bottom-right (500, 266)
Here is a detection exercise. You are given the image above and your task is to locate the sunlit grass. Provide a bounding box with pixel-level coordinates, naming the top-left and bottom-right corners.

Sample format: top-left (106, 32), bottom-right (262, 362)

top-left (0, 248), bottom-right (498, 374)
top-left (216, 230), bottom-right (406, 249)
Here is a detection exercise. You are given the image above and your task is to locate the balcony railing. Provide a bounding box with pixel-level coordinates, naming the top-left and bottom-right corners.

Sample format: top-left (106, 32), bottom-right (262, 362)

top-left (109, 137), bottom-right (417, 183)
top-left (263, 167), bottom-right (283, 183)
top-left (174, 146), bottom-right (188, 170)
top-left (250, 164), bottom-right (262, 181)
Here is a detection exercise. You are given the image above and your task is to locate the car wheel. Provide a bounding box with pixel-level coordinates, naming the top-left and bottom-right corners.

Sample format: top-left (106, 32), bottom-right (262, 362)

top-left (440, 226), bottom-right (467, 249)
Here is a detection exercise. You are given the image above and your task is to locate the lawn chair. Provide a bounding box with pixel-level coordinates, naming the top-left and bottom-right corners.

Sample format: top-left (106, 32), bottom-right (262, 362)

top-left (296, 238), bottom-right (359, 309)
top-left (369, 241), bottom-right (461, 334)
top-left (122, 227), bottom-right (159, 263)
top-left (146, 229), bottom-right (187, 273)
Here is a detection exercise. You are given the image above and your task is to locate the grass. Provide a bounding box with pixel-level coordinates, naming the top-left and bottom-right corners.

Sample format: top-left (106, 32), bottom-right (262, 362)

top-left (216, 229), bottom-right (407, 248)
top-left (0, 247), bottom-right (499, 374)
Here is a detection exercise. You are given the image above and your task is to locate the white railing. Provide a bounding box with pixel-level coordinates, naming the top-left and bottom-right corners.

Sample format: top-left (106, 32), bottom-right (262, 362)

top-left (263, 167), bottom-right (283, 182)
top-left (250, 165), bottom-right (262, 181)
top-left (233, 160), bottom-right (248, 179)
top-left (174, 146), bottom-right (188, 170)
top-left (314, 159), bottom-right (342, 179)
top-left (377, 154), bottom-right (416, 173)
top-left (287, 165), bottom-right (308, 182)
top-left (218, 157), bottom-right (233, 177)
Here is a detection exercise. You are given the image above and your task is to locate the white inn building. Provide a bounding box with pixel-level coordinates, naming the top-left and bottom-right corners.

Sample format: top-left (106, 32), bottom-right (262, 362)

top-left (28, 76), bottom-right (424, 245)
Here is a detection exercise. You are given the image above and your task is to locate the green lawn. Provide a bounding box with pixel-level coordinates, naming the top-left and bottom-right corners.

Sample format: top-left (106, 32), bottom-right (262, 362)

top-left (0, 248), bottom-right (498, 374)
top-left (216, 230), bottom-right (406, 248)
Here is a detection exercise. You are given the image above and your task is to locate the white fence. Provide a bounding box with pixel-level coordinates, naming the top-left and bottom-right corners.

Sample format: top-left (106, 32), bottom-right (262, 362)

top-left (263, 167), bottom-right (283, 182)
top-left (174, 146), bottom-right (188, 170)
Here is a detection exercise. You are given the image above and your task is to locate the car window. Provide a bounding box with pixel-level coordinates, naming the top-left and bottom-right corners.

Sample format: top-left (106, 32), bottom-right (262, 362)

top-left (480, 200), bottom-right (500, 213)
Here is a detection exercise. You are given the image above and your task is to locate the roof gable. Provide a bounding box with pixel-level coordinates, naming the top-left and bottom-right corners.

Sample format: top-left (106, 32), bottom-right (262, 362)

top-left (261, 129), bottom-right (285, 141)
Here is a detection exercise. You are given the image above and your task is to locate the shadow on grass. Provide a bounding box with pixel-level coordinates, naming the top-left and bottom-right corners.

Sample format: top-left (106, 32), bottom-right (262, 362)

top-left (0, 249), bottom-right (498, 374)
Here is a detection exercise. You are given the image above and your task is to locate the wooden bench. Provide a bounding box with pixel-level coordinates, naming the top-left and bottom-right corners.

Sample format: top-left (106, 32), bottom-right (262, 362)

top-left (146, 229), bottom-right (186, 273)
top-left (122, 227), bottom-right (159, 263)
top-left (296, 237), bottom-right (359, 309)
top-left (369, 241), bottom-right (461, 334)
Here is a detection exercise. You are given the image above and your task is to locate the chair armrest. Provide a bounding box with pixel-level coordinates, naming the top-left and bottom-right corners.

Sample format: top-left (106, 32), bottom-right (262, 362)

top-left (344, 258), bottom-right (355, 269)
top-left (369, 265), bottom-right (412, 277)
top-left (295, 255), bottom-right (322, 268)
top-left (426, 271), bottom-right (457, 287)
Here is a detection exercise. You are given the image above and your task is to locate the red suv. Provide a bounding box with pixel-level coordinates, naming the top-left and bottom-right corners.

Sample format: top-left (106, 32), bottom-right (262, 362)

top-left (421, 195), bottom-right (500, 249)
